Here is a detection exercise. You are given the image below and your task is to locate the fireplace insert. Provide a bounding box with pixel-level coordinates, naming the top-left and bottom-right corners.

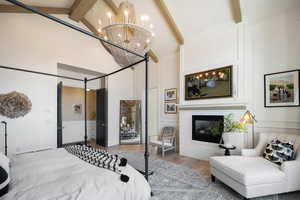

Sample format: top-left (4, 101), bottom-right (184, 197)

top-left (192, 115), bottom-right (224, 144)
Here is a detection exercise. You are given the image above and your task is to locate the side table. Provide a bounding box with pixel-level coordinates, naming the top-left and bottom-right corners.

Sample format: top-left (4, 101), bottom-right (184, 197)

top-left (219, 144), bottom-right (236, 156)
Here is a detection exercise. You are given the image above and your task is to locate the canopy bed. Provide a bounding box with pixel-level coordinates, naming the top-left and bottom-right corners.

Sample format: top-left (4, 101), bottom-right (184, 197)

top-left (0, 0), bottom-right (152, 199)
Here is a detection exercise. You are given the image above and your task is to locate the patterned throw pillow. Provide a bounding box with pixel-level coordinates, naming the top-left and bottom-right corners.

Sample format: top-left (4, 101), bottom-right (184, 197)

top-left (263, 139), bottom-right (295, 165)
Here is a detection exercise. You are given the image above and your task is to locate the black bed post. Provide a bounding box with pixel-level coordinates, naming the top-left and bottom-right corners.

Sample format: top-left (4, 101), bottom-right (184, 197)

top-left (84, 77), bottom-right (88, 146)
top-left (1, 121), bottom-right (7, 156)
top-left (144, 53), bottom-right (149, 181)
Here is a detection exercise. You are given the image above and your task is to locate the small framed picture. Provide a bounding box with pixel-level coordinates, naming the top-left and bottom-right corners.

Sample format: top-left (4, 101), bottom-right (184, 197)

top-left (165, 88), bottom-right (177, 101)
top-left (165, 102), bottom-right (177, 114)
top-left (264, 70), bottom-right (299, 107)
top-left (73, 104), bottom-right (82, 113)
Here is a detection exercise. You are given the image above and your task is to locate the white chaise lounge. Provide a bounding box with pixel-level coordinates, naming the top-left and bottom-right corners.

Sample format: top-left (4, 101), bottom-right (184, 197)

top-left (210, 133), bottom-right (300, 199)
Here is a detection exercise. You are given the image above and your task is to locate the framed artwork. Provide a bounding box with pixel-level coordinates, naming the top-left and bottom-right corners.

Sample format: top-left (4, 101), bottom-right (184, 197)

top-left (165, 88), bottom-right (177, 101)
top-left (165, 102), bottom-right (177, 114)
top-left (185, 66), bottom-right (233, 100)
top-left (264, 70), bottom-right (300, 107)
top-left (73, 104), bottom-right (82, 114)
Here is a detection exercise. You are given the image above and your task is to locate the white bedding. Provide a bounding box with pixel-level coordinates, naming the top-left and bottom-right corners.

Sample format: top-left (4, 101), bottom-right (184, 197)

top-left (1, 148), bottom-right (151, 200)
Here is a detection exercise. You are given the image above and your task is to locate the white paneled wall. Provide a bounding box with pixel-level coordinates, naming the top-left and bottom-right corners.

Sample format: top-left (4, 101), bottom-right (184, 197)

top-left (178, 6), bottom-right (300, 159)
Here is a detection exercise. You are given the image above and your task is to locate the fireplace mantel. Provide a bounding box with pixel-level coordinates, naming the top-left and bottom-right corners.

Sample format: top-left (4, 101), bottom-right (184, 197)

top-left (178, 103), bottom-right (248, 111)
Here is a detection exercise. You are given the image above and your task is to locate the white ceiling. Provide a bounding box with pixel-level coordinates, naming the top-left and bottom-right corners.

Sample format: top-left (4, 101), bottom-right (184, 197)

top-left (1, 0), bottom-right (300, 58)
top-left (241, 0), bottom-right (300, 23)
top-left (164, 0), bottom-right (234, 38)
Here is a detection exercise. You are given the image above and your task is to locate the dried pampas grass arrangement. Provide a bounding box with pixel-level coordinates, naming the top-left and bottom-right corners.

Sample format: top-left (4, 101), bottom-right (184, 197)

top-left (0, 91), bottom-right (32, 119)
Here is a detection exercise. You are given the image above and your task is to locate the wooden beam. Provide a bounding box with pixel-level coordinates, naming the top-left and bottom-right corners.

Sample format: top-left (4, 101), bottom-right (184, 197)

top-left (148, 49), bottom-right (159, 63)
top-left (103, 0), bottom-right (119, 15)
top-left (81, 18), bottom-right (100, 36)
top-left (231, 0), bottom-right (242, 23)
top-left (69, 0), bottom-right (97, 22)
top-left (0, 5), bottom-right (71, 14)
top-left (154, 0), bottom-right (184, 45)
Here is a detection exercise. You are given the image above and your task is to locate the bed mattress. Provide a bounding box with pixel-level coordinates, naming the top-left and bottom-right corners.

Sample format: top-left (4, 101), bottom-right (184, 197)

top-left (1, 148), bottom-right (151, 200)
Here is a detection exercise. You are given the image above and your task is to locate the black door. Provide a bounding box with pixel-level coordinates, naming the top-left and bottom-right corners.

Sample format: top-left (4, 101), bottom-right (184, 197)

top-left (96, 88), bottom-right (107, 147)
top-left (57, 82), bottom-right (63, 148)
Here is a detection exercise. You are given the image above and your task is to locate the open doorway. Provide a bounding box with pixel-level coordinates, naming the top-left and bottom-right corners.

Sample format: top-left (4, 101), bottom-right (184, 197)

top-left (57, 63), bottom-right (107, 147)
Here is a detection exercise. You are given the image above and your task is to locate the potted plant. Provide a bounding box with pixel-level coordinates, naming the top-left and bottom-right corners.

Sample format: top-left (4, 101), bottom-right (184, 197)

top-left (222, 114), bottom-right (246, 148)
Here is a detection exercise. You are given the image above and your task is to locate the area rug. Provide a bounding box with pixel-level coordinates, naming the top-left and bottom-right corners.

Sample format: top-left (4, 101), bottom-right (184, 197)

top-left (110, 149), bottom-right (300, 200)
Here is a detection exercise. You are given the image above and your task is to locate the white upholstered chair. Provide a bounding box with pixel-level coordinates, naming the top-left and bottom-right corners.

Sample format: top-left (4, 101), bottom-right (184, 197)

top-left (149, 127), bottom-right (176, 157)
top-left (210, 132), bottom-right (300, 199)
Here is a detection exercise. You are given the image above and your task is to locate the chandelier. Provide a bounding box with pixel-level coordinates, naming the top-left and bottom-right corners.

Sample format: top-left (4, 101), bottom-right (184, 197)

top-left (98, 1), bottom-right (155, 67)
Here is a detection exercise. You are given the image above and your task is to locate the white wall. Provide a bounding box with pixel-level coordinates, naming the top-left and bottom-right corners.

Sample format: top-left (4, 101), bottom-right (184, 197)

top-left (57, 68), bottom-right (101, 90)
top-left (0, 13), bottom-right (133, 154)
top-left (63, 120), bottom-right (96, 144)
top-left (248, 8), bottom-right (300, 130)
top-left (133, 51), bottom-right (179, 141)
top-left (178, 4), bottom-right (300, 159)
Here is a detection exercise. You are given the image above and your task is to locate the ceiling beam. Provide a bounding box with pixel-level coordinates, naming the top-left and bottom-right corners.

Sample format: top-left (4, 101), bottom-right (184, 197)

top-left (154, 0), bottom-right (184, 45)
top-left (81, 18), bottom-right (100, 36)
top-left (0, 5), bottom-right (71, 14)
top-left (148, 49), bottom-right (159, 63)
top-left (231, 0), bottom-right (242, 23)
top-left (103, 0), bottom-right (159, 63)
top-left (103, 0), bottom-right (119, 15)
top-left (69, 0), bottom-right (97, 22)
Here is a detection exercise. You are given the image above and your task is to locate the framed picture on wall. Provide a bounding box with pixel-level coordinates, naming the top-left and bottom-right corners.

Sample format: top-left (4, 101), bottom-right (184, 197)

top-left (185, 66), bottom-right (233, 100)
top-left (165, 102), bottom-right (177, 114)
top-left (165, 88), bottom-right (177, 101)
top-left (264, 69), bottom-right (300, 107)
top-left (73, 104), bottom-right (82, 113)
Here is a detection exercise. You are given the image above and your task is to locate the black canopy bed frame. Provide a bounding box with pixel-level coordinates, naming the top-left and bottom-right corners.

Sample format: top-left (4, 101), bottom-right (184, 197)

top-left (0, 0), bottom-right (151, 182)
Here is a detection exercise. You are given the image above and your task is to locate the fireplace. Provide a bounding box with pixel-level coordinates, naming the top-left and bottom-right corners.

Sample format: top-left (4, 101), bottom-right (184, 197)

top-left (192, 115), bottom-right (224, 144)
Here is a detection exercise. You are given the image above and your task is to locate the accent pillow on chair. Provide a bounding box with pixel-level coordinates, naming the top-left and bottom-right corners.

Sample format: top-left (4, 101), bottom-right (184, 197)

top-left (263, 139), bottom-right (295, 165)
top-left (0, 153), bottom-right (9, 197)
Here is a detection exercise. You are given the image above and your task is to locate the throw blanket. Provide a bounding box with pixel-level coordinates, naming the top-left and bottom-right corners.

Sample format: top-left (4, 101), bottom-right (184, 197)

top-left (65, 145), bottom-right (129, 182)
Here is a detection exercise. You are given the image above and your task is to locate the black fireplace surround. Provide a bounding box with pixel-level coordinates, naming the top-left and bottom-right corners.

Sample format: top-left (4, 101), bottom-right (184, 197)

top-left (192, 115), bottom-right (224, 144)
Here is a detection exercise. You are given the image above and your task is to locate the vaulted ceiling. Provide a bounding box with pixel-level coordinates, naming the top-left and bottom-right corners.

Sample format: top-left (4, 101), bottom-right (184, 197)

top-left (1, 0), bottom-right (299, 62)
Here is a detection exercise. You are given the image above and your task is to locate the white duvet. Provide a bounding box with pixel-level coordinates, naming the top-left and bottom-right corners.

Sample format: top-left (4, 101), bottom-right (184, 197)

top-left (1, 148), bottom-right (151, 200)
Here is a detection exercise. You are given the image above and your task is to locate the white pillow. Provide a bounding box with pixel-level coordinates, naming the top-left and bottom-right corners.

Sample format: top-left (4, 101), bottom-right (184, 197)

top-left (0, 153), bottom-right (9, 197)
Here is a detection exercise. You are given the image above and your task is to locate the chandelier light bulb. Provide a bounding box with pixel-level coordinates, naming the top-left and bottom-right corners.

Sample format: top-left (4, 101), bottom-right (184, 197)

top-left (124, 10), bottom-right (129, 23)
top-left (146, 39), bottom-right (150, 43)
top-left (151, 32), bottom-right (155, 37)
top-left (107, 12), bottom-right (113, 24)
top-left (97, 28), bottom-right (102, 33)
top-left (124, 10), bottom-right (129, 16)
top-left (136, 43), bottom-right (141, 47)
top-left (149, 24), bottom-right (154, 29)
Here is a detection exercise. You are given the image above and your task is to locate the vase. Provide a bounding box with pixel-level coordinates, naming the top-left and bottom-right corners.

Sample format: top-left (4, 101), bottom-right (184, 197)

top-left (222, 132), bottom-right (246, 149)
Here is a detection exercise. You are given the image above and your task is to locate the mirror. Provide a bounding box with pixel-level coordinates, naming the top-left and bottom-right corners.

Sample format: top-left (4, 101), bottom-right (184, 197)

top-left (119, 100), bottom-right (142, 144)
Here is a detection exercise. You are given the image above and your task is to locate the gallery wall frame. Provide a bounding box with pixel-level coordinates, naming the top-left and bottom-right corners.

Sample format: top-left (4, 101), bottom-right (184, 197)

top-left (185, 66), bottom-right (233, 100)
top-left (164, 88), bottom-right (177, 101)
top-left (264, 69), bottom-right (300, 108)
top-left (164, 101), bottom-right (177, 114)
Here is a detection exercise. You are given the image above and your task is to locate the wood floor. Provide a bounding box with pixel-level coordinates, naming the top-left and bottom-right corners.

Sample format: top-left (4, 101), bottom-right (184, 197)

top-left (89, 141), bottom-right (211, 178)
